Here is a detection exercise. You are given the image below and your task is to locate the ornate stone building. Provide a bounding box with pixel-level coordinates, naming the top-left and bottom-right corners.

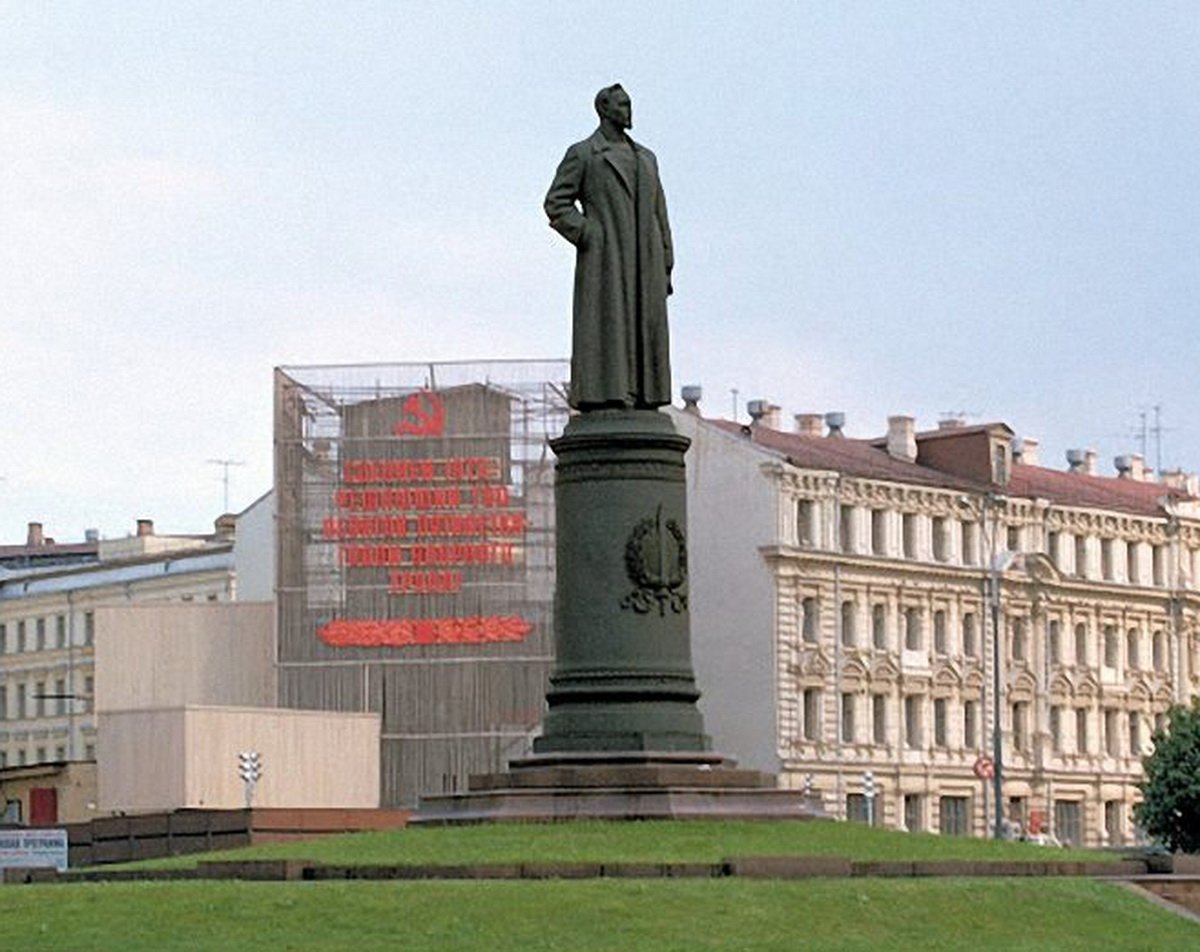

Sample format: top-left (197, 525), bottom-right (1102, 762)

top-left (672, 405), bottom-right (1200, 846)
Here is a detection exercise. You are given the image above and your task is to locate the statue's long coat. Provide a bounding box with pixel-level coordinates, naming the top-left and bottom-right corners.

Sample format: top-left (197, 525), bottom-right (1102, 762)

top-left (545, 129), bottom-right (674, 409)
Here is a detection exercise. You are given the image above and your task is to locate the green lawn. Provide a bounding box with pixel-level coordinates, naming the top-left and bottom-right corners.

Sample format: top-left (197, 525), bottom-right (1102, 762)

top-left (121, 818), bottom-right (1112, 870)
top-left (2, 878), bottom-right (1195, 951)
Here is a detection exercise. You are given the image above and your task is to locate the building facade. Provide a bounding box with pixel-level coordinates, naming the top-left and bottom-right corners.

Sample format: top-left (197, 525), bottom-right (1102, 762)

top-left (0, 516), bottom-right (256, 822)
top-left (674, 406), bottom-right (1200, 847)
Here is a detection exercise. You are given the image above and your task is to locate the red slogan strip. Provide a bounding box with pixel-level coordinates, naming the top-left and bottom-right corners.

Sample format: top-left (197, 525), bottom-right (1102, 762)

top-left (318, 616), bottom-right (533, 647)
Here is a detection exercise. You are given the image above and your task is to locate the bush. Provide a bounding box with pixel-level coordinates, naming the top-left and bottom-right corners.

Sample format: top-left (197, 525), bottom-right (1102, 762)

top-left (1135, 700), bottom-right (1200, 853)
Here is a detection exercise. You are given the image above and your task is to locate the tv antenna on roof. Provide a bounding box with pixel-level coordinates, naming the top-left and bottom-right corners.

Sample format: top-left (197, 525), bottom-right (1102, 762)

top-left (206, 459), bottom-right (245, 513)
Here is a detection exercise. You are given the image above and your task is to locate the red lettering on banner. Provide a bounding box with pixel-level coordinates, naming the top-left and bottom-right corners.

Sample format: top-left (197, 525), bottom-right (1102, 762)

top-left (318, 616), bottom-right (534, 647)
top-left (388, 571), bottom-right (463, 595)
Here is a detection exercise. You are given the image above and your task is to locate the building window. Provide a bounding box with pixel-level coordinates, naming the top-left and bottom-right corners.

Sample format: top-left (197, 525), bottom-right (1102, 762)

top-left (55, 746), bottom-right (65, 761)
top-left (1011, 618), bottom-right (1027, 661)
top-left (16, 749), bottom-right (26, 766)
top-left (932, 517), bottom-right (949, 562)
top-left (84, 676), bottom-right (94, 713)
top-left (1104, 709), bottom-right (1119, 756)
top-left (904, 607), bottom-right (922, 651)
top-left (871, 510), bottom-right (887, 556)
top-left (1155, 710), bottom-right (1167, 734)
top-left (1129, 712), bottom-right (1142, 756)
top-left (1047, 530), bottom-right (1061, 568)
top-left (1126, 629), bottom-right (1140, 670)
top-left (872, 694), bottom-right (887, 744)
top-left (802, 688), bottom-right (820, 741)
top-left (902, 513), bottom-right (918, 559)
top-left (34, 681), bottom-right (45, 718)
top-left (1127, 544), bottom-right (1139, 585)
top-left (1012, 702), bottom-right (1028, 751)
top-left (846, 793), bottom-right (878, 825)
top-left (1006, 525), bottom-right (1020, 553)
top-left (0, 752), bottom-right (5, 768)
top-left (904, 794), bottom-right (924, 832)
top-left (840, 506), bottom-right (855, 553)
top-left (1074, 623), bottom-right (1088, 666)
top-left (933, 698), bottom-right (948, 747)
top-left (1074, 535), bottom-right (1088, 578)
top-left (1104, 800), bottom-right (1124, 846)
top-left (1103, 626), bottom-right (1119, 668)
top-left (1152, 630), bottom-right (1166, 672)
top-left (0, 622), bottom-right (6, 655)
top-left (55, 615), bottom-right (66, 649)
top-left (35, 618), bottom-right (46, 651)
top-left (0, 685), bottom-right (6, 721)
top-left (904, 695), bottom-right (922, 748)
top-left (55, 679), bottom-right (67, 716)
top-left (1055, 800), bottom-right (1083, 847)
top-left (801, 597), bottom-right (819, 643)
top-left (1101, 539), bottom-right (1115, 580)
top-left (797, 499), bottom-right (817, 547)
top-left (963, 700), bottom-right (978, 747)
top-left (1075, 708), bottom-right (1089, 754)
top-left (85, 744), bottom-right (96, 760)
top-left (16, 683), bottom-right (26, 719)
top-left (961, 521), bottom-right (978, 566)
top-left (872, 605), bottom-right (887, 649)
top-left (1049, 620), bottom-right (1061, 664)
top-left (933, 610), bottom-right (947, 654)
top-left (1152, 545), bottom-right (1166, 586)
top-left (84, 612), bottom-right (95, 646)
top-left (17, 620), bottom-right (26, 653)
top-left (841, 601), bottom-right (856, 648)
top-left (840, 693), bottom-right (856, 743)
top-left (940, 796), bottom-right (970, 836)
top-left (1050, 705), bottom-right (1063, 752)
top-left (962, 612), bottom-right (978, 657)
top-left (34, 747), bottom-right (46, 764)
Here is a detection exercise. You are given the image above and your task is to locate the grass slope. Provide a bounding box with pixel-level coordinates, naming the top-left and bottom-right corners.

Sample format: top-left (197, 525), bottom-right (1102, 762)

top-left (125, 819), bottom-right (1111, 870)
top-left (2, 879), bottom-right (1196, 952)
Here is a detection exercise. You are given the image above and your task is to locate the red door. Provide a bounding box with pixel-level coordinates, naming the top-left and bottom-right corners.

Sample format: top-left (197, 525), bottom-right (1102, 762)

top-left (29, 787), bottom-right (58, 826)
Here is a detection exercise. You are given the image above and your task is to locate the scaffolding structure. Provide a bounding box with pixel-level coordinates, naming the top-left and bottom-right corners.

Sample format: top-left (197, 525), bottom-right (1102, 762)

top-left (274, 360), bottom-right (569, 806)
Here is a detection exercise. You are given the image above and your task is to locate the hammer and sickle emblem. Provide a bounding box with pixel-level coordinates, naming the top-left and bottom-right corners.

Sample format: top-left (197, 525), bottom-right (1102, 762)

top-left (392, 391), bottom-right (446, 437)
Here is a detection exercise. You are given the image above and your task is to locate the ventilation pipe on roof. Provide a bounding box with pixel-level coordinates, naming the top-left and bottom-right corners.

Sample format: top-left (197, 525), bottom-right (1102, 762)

top-left (886, 415), bottom-right (917, 463)
top-left (824, 412), bottom-right (846, 438)
top-left (795, 413), bottom-right (823, 437)
top-left (1115, 454), bottom-right (1147, 481)
top-left (746, 399), bottom-right (767, 424)
top-left (680, 384), bottom-right (702, 415)
top-left (1066, 449), bottom-right (1086, 473)
top-left (26, 522), bottom-right (44, 547)
top-left (84, 529), bottom-right (100, 543)
top-left (938, 416), bottom-right (966, 429)
top-left (136, 518), bottom-right (155, 537)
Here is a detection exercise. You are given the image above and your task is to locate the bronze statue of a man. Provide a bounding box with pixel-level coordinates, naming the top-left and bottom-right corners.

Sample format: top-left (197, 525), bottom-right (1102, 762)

top-left (545, 84), bottom-right (674, 411)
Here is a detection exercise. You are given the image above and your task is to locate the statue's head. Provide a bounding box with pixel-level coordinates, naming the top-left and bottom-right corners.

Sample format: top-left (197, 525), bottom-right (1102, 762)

top-left (594, 84), bottom-right (632, 130)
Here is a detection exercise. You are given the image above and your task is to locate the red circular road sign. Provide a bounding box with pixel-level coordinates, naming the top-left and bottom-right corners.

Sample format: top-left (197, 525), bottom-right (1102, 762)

top-left (973, 755), bottom-right (995, 780)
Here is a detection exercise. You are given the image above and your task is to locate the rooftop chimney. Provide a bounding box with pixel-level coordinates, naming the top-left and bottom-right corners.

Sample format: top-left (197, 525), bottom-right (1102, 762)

top-left (84, 528), bottom-right (100, 543)
top-left (746, 399), bottom-right (768, 424)
top-left (795, 413), bottom-right (824, 437)
top-left (1128, 454), bottom-right (1146, 481)
top-left (886, 415), bottom-right (917, 463)
top-left (136, 518), bottom-right (155, 537)
top-left (824, 412), bottom-right (846, 438)
top-left (680, 384), bottom-right (702, 415)
top-left (26, 522), bottom-right (44, 547)
top-left (760, 404), bottom-right (782, 430)
top-left (938, 416), bottom-right (966, 430)
top-left (1114, 455), bottom-right (1133, 479)
top-left (1084, 450), bottom-right (1098, 476)
top-left (1013, 437), bottom-right (1039, 467)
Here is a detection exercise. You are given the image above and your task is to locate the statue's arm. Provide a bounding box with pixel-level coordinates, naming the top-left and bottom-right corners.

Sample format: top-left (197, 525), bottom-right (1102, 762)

top-left (544, 145), bottom-right (589, 246)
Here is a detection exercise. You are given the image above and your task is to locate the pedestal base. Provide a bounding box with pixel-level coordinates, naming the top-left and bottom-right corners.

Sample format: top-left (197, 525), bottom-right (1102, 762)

top-left (410, 754), bottom-right (826, 825)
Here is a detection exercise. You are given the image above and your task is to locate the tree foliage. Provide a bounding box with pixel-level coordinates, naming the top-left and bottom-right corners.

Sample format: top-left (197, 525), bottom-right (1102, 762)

top-left (1135, 700), bottom-right (1200, 853)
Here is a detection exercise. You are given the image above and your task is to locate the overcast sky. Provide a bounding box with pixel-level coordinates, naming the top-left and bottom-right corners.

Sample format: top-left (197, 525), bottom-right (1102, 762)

top-left (2, 2), bottom-right (1199, 543)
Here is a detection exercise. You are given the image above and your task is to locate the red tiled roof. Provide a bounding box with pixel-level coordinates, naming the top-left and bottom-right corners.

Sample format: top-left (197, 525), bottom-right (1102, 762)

top-left (703, 418), bottom-right (1193, 518)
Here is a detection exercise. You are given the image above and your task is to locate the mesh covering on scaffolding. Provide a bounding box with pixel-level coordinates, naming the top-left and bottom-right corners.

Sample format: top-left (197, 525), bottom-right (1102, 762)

top-left (274, 360), bottom-right (569, 806)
